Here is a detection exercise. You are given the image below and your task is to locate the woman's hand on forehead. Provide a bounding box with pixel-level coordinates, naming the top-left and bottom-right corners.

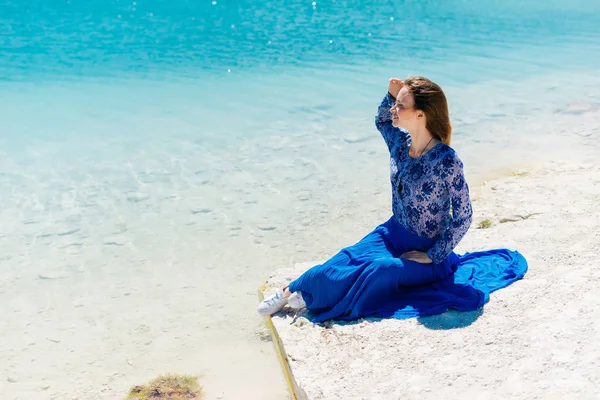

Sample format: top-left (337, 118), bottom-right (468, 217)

top-left (388, 78), bottom-right (404, 99)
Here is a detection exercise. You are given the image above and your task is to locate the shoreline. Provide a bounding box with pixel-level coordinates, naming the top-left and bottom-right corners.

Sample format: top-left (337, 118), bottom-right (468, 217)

top-left (261, 160), bottom-right (600, 400)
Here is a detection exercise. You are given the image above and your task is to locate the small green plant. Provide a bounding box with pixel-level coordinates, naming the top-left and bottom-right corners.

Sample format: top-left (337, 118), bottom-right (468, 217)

top-left (511, 169), bottom-right (529, 177)
top-left (126, 374), bottom-right (203, 400)
top-left (477, 218), bottom-right (492, 229)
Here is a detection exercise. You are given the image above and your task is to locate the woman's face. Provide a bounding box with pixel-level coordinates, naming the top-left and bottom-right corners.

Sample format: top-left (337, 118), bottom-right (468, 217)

top-left (391, 86), bottom-right (419, 133)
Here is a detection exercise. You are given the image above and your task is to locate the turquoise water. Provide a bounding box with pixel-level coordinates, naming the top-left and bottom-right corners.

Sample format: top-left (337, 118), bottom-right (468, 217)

top-left (1, 0), bottom-right (600, 399)
top-left (3, 0), bottom-right (600, 78)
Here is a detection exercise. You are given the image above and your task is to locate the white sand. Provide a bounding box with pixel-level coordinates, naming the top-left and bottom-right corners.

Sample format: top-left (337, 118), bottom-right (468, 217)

top-left (263, 162), bottom-right (600, 400)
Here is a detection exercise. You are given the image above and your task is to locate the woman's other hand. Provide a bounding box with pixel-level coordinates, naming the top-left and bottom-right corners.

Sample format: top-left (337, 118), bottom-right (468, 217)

top-left (388, 78), bottom-right (404, 99)
top-left (401, 251), bottom-right (433, 264)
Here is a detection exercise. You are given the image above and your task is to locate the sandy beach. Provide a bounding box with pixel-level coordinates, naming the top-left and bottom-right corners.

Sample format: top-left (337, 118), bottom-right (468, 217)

top-left (262, 161), bottom-right (600, 400)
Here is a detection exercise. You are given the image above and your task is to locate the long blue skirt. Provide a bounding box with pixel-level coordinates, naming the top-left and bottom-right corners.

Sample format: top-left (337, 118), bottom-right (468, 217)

top-left (288, 216), bottom-right (528, 322)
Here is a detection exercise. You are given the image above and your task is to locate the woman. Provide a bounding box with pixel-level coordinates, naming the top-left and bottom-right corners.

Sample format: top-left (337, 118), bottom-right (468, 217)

top-left (257, 76), bottom-right (473, 320)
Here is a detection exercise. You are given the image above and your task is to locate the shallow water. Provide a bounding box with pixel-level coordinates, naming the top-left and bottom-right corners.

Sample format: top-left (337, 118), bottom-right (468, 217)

top-left (1, 0), bottom-right (600, 398)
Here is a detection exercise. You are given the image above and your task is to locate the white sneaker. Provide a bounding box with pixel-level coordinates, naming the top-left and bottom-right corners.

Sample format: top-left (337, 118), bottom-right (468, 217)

top-left (288, 291), bottom-right (306, 309)
top-left (257, 288), bottom-right (288, 316)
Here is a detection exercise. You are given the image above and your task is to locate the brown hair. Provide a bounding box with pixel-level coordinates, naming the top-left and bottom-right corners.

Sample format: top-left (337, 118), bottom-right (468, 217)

top-left (403, 76), bottom-right (452, 145)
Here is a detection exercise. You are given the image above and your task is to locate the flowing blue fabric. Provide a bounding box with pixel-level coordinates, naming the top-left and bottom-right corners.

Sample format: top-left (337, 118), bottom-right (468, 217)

top-left (288, 216), bottom-right (527, 323)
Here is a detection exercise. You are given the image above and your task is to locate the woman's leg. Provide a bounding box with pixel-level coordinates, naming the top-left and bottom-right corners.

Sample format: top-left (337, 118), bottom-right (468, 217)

top-left (308, 256), bottom-right (437, 322)
top-left (287, 223), bottom-right (400, 312)
top-left (257, 222), bottom-right (393, 316)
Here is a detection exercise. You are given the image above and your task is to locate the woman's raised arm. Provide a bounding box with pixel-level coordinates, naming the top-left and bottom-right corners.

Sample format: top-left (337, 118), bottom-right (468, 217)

top-left (375, 78), bottom-right (409, 151)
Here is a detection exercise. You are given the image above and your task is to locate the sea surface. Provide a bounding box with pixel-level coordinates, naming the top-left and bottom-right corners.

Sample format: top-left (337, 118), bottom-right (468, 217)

top-left (1, 0), bottom-right (600, 398)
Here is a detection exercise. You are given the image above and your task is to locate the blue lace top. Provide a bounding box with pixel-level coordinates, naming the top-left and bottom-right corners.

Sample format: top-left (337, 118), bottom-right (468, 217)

top-left (375, 93), bottom-right (473, 264)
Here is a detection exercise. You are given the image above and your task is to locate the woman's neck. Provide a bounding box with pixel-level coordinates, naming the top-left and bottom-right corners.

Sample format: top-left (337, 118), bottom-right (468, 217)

top-left (409, 130), bottom-right (436, 157)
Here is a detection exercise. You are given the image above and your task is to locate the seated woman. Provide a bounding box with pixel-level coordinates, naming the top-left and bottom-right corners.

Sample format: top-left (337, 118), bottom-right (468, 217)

top-left (257, 76), bottom-right (473, 320)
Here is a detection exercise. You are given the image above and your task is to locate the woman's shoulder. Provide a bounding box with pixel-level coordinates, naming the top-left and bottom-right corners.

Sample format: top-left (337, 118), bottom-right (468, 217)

top-left (432, 143), bottom-right (465, 171)
top-left (435, 143), bottom-right (461, 159)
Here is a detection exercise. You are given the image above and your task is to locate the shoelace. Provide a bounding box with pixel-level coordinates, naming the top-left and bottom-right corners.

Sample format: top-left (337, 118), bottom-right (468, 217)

top-left (265, 291), bottom-right (284, 306)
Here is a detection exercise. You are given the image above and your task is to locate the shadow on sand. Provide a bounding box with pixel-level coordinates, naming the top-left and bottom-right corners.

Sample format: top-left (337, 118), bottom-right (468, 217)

top-left (281, 303), bottom-right (485, 331)
top-left (417, 307), bottom-right (484, 330)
